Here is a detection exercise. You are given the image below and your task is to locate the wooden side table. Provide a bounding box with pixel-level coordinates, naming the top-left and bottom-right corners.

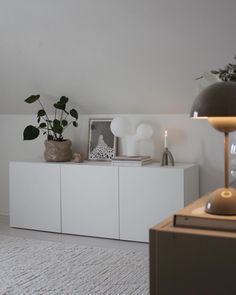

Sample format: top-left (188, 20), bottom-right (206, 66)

top-left (150, 217), bottom-right (236, 295)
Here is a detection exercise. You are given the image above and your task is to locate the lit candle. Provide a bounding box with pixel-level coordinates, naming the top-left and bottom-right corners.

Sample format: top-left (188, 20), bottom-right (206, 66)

top-left (164, 130), bottom-right (168, 148)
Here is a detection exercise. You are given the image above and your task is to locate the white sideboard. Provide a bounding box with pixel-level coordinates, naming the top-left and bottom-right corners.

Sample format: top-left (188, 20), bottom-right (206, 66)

top-left (9, 161), bottom-right (199, 242)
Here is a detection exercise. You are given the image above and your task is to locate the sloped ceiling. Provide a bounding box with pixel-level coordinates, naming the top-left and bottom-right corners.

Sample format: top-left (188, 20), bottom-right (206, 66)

top-left (0, 0), bottom-right (236, 114)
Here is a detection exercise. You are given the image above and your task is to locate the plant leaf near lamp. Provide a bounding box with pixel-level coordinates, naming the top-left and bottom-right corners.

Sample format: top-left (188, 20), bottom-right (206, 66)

top-left (196, 55), bottom-right (236, 83)
top-left (210, 56), bottom-right (236, 82)
top-left (23, 94), bottom-right (79, 162)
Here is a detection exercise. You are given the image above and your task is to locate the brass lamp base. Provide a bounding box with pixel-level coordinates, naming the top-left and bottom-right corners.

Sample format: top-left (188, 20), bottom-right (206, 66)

top-left (205, 187), bottom-right (236, 215)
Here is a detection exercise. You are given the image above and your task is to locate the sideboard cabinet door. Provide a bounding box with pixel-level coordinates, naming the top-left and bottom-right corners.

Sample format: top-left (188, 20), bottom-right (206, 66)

top-left (119, 166), bottom-right (198, 242)
top-left (9, 162), bottom-right (61, 232)
top-left (61, 165), bottom-right (119, 239)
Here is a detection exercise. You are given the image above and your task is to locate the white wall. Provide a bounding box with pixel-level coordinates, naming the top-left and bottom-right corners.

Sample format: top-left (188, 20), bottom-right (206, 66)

top-left (0, 0), bottom-right (236, 115)
top-left (0, 113), bottom-right (227, 215)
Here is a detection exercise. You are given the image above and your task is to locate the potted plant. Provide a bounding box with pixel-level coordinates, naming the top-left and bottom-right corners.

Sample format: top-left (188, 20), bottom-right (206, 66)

top-left (23, 94), bottom-right (78, 162)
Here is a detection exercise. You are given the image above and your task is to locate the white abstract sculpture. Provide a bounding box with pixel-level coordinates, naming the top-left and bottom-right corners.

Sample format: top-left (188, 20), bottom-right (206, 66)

top-left (136, 123), bottom-right (153, 140)
top-left (110, 117), bottom-right (132, 137)
top-left (110, 117), bottom-right (153, 156)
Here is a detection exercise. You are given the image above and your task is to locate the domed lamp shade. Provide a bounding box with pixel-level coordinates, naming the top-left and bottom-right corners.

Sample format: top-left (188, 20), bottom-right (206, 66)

top-left (190, 82), bottom-right (236, 215)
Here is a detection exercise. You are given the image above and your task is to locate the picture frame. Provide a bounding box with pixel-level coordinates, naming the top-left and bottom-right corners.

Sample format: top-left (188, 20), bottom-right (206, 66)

top-left (88, 119), bottom-right (117, 161)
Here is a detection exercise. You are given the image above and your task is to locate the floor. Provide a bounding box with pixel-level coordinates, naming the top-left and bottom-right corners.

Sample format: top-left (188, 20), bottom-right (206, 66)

top-left (0, 215), bottom-right (148, 251)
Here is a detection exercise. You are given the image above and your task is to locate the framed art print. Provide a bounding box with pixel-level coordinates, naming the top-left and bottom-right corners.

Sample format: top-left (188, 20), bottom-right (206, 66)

top-left (88, 119), bottom-right (117, 161)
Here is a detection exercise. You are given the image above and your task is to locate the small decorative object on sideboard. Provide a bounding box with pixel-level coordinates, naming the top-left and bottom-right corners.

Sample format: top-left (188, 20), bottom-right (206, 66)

top-left (23, 95), bottom-right (79, 162)
top-left (111, 155), bottom-right (152, 166)
top-left (73, 152), bottom-right (84, 163)
top-left (110, 116), bottom-right (153, 156)
top-left (161, 130), bottom-right (175, 166)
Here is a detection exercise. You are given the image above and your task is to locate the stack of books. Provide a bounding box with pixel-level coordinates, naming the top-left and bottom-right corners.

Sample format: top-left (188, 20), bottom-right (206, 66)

top-left (173, 195), bottom-right (236, 232)
top-left (111, 156), bottom-right (152, 166)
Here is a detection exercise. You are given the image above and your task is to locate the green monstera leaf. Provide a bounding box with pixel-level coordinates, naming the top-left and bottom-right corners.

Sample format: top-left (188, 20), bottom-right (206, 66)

top-left (60, 96), bottom-right (69, 104)
top-left (23, 94), bottom-right (78, 141)
top-left (54, 101), bottom-right (65, 110)
top-left (23, 125), bottom-right (40, 140)
top-left (37, 109), bottom-right (46, 117)
top-left (70, 109), bottom-right (78, 120)
top-left (52, 125), bottom-right (63, 134)
top-left (39, 122), bottom-right (47, 128)
top-left (25, 95), bottom-right (40, 104)
top-left (62, 120), bottom-right (68, 126)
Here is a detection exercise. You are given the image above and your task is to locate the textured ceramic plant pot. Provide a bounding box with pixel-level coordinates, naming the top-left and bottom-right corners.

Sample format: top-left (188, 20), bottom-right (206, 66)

top-left (44, 139), bottom-right (72, 162)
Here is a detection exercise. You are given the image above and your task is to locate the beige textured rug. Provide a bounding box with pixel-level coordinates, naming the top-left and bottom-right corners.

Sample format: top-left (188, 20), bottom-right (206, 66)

top-left (0, 235), bottom-right (148, 295)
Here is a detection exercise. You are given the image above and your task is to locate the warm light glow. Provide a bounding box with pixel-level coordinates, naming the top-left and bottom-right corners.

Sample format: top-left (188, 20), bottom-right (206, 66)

top-left (208, 117), bottom-right (236, 132)
top-left (221, 190), bottom-right (233, 198)
top-left (192, 116), bottom-right (236, 130)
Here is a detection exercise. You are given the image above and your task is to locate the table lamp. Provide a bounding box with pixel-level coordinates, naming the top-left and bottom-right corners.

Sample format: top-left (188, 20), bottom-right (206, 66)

top-left (190, 81), bottom-right (236, 215)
